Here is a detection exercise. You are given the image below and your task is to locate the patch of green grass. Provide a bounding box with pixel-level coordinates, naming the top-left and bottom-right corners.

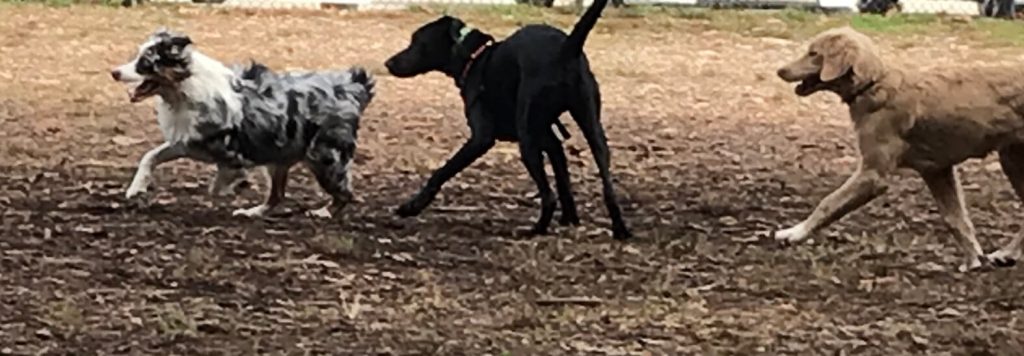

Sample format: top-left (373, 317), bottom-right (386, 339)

top-left (968, 17), bottom-right (1024, 46)
top-left (417, 4), bottom-right (1024, 47)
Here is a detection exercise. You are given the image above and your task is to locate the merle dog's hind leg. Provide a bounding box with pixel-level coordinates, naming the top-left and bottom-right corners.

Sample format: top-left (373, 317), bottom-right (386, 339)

top-left (304, 144), bottom-right (358, 219)
top-left (397, 105), bottom-right (496, 217)
top-left (233, 164), bottom-right (289, 218)
top-left (569, 79), bottom-right (631, 240)
top-left (542, 130), bottom-right (580, 226)
top-left (307, 160), bottom-right (355, 219)
top-left (989, 144), bottom-right (1024, 266)
top-left (209, 165), bottom-right (248, 197)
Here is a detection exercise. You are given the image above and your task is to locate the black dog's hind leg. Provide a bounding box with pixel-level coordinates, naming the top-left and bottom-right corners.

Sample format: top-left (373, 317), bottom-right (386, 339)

top-left (541, 131), bottom-right (580, 226)
top-left (397, 105), bottom-right (496, 217)
top-left (569, 80), bottom-right (632, 240)
top-left (516, 88), bottom-right (558, 236)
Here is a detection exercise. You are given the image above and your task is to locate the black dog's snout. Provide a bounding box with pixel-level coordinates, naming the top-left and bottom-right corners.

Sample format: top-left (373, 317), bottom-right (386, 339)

top-left (111, 70), bottom-right (122, 81)
top-left (384, 58), bottom-right (395, 70)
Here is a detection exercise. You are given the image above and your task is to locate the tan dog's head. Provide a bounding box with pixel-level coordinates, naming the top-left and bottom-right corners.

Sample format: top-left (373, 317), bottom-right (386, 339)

top-left (777, 27), bottom-right (884, 98)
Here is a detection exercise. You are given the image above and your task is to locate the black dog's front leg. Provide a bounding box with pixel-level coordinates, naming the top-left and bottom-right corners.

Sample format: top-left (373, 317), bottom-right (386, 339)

top-left (397, 116), bottom-right (495, 217)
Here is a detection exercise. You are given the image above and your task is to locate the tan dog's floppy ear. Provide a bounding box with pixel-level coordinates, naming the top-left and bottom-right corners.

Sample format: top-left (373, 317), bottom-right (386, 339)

top-left (819, 34), bottom-right (854, 82)
top-left (820, 48), bottom-right (851, 82)
top-left (818, 29), bottom-right (884, 84)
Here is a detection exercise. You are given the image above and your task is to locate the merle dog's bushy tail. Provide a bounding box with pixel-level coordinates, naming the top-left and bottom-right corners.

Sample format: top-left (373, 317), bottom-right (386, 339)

top-left (339, 66), bottom-right (376, 113)
top-left (559, 0), bottom-right (609, 61)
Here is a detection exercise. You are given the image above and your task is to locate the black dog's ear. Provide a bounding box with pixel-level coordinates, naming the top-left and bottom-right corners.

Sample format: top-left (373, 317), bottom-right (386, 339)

top-left (447, 16), bottom-right (466, 41)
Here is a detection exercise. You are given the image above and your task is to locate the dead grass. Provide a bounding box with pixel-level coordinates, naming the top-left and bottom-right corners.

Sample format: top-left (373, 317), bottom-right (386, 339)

top-left (1, 3), bottom-right (1024, 355)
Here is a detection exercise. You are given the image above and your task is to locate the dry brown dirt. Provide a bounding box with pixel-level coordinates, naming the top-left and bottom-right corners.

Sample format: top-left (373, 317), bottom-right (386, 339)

top-left (0, 4), bottom-right (1023, 355)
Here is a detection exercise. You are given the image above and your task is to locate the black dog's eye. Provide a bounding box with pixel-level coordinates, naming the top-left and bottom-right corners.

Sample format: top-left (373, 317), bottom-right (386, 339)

top-left (319, 155), bottom-right (334, 166)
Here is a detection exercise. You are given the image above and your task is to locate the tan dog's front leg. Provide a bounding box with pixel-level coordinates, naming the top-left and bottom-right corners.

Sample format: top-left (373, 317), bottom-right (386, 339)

top-left (776, 167), bottom-right (888, 243)
top-left (921, 167), bottom-right (984, 272)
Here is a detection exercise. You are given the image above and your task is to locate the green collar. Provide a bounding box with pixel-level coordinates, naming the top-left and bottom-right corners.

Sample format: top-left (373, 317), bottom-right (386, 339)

top-left (456, 26), bottom-right (473, 45)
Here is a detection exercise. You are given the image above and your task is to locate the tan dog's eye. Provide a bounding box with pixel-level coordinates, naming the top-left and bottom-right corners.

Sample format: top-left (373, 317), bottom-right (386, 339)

top-left (807, 50), bottom-right (818, 57)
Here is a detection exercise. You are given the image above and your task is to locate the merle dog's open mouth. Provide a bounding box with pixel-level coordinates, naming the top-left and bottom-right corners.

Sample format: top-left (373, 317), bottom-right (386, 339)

top-left (794, 76), bottom-right (824, 96)
top-left (130, 80), bottom-right (160, 103)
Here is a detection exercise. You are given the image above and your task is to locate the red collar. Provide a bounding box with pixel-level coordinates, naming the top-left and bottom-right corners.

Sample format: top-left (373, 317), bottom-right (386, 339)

top-left (460, 41), bottom-right (493, 83)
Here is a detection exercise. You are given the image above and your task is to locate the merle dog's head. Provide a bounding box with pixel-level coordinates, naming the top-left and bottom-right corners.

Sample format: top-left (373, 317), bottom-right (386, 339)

top-left (384, 16), bottom-right (470, 78)
top-left (111, 28), bottom-right (194, 102)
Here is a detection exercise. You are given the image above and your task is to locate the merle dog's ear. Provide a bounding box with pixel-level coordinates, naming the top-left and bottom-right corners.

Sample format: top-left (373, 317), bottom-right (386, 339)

top-left (170, 35), bottom-right (192, 49)
top-left (167, 35), bottom-right (193, 56)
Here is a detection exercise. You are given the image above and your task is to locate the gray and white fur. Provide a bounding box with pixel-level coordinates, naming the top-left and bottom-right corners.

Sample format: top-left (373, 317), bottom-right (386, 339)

top-left (111, 29), bottom-right (375, 218)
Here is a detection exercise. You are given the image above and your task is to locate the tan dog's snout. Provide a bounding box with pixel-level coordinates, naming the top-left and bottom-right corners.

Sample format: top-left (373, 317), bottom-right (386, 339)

top-left (777, 55), bottom-right (821, 83)
top-left (776, 66), bottom-right (800, 82)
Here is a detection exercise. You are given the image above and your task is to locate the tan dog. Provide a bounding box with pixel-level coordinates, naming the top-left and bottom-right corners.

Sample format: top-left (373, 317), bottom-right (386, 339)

top-left (775, 27), bottom-right (1024, 272)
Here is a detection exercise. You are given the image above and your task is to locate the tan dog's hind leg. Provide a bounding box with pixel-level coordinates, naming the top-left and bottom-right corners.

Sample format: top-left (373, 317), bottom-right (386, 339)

top-left (921, 167), bottom-right (985, 272)
top-left (775, 167), bottom-right (888, 243)
top-left (989, 145), bottom-right (1024, 266)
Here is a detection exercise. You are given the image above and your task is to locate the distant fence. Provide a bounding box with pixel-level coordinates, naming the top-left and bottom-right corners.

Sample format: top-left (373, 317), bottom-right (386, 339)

top-left (139, 0), bottom-right (1022, 18)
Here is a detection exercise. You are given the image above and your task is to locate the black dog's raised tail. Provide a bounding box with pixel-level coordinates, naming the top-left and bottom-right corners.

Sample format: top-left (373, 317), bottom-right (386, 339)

top-left (559, 0), bottom-right (609, 61)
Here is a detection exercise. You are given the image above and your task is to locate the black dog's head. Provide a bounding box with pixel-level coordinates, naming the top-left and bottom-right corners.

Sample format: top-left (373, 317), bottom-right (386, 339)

top-left (111, 28), bottom-right (194, 102)
top-left (385, 15), bottom-right (484, 78)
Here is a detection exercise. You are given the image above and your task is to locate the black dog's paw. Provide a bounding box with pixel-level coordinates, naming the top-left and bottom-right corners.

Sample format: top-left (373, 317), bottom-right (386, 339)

top-left (612, 225), bottom-right (632, 240)
top-left (529, 225), bottom-right (549, 236)
top-left (395, 200), bottom-right (424, 218)
top-left (559, 213), bottom-right (581, 226)
top-left (514, 225), bottom-right (548, 238)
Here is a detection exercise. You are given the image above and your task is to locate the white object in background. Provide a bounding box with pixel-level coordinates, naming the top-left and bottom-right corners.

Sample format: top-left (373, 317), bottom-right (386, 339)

top-left (818, 0), bottom-right (858, 11)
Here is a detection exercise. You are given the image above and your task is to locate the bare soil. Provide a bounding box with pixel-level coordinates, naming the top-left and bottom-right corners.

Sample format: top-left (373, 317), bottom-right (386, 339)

top-left (0, 4), bottom-right (1022, 355)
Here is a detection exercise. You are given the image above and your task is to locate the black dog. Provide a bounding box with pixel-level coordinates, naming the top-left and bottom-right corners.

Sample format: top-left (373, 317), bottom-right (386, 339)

top-left (384, 0), bottom-right (631, 239)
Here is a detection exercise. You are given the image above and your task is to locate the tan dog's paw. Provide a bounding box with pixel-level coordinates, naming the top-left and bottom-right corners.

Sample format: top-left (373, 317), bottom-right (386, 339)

top-left (774, 223), bottom-right (810, 244)
top-left (986, 248), bottom-right (1020, 268)
top-left (957, 256), bottom-right (985, 273)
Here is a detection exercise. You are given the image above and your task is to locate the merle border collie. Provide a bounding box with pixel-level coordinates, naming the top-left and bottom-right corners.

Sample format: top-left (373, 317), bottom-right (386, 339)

top-left (111, 29), bottom-right (375, 219)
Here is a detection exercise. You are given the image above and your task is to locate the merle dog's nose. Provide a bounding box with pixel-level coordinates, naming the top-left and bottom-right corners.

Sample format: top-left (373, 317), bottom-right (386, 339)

top-left (111, 70), bottom-right (121, 81)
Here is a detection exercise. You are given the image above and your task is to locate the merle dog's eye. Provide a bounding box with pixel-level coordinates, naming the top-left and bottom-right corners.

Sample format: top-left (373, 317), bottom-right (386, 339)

top-left (136, 57), bottom-right (154, 74)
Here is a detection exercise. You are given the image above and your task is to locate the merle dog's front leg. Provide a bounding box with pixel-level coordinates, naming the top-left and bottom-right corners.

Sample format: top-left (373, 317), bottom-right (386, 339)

top-left (397, 111), bottom-right (495, 217)
top-left (126, 142), bottom-right (187, 199)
